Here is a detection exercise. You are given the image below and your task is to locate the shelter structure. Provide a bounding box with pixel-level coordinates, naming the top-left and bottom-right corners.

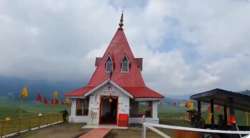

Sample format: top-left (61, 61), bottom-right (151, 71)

top-left (191, 88), bottom-right (250, 130)
top-left (65, 14), bottom-right (164, 126)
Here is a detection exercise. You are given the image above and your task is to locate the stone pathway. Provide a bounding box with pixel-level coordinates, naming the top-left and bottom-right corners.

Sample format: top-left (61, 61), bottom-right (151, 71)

top-left (79, 128), bottom-right (111, 138)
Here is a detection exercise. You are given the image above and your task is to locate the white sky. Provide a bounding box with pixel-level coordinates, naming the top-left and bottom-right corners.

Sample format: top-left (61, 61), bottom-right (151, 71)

top-left (0, 0), bottom-right (250, 96)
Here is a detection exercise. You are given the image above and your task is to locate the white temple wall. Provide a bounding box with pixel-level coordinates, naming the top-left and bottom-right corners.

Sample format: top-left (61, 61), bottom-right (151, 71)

top-left (68, 83), bottom-right (130, 124)
top-left (68, 84), bottom-right (160, 125)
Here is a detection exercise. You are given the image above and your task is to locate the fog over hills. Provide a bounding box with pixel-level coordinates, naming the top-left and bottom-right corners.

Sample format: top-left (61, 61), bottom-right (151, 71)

top-left (0, 76), bottom-right (86, 100)
top-left (241, 90), bottom-right (250, 96)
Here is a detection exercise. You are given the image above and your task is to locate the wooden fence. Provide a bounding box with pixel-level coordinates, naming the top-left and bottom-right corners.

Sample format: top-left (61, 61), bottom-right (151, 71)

top-left (0, 113), bottom-right (63, 137)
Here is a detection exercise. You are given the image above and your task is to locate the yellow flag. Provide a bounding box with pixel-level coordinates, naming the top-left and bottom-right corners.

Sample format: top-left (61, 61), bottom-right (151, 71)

top-left (53, 91), bottom-right (59, 98)
top-left (20, 86), bottom-right (29, 98)
top-left (185, 100), bottom-right (194, 110)
top-left (206, 113), bottom-right (212, 124)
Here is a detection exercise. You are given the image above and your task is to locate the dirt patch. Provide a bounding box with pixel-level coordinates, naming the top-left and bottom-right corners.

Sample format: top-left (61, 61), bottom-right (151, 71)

top-left (105, 127), bottom-right (161, 138)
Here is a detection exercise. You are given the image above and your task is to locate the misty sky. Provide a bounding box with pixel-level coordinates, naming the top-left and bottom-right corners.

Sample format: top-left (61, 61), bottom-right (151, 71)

top-left (0, 0), bottom-right (250, 96)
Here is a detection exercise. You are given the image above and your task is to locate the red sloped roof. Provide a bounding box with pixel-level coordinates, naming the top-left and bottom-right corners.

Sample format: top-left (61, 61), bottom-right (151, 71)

top-left (87, 28), bottom-right (146, 87)
top-left (64, 86), bottom-right (94, 97)
top-left (65, 17), bottom-right (164, 99)
top-left (123, 87), bottom-right (164, 98)
top-left (65, 85), bottom-right (164, 98)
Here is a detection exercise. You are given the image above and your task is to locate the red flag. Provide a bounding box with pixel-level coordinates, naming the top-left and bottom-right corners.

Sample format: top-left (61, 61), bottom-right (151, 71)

top-left (43, 97), bottom-right (48, 105)
top-left (51, 98), bottom-right (54, 105)
top-left (35, 93), bottom-right (43, 103)
top-left (216, 105), bottom-right (221, 112)
top-left (207, 105), bottom-right (211, 112)
top-left (55, 99), bottom-right (59, 104)
top-left (51, 98), bottom-right (59, 105)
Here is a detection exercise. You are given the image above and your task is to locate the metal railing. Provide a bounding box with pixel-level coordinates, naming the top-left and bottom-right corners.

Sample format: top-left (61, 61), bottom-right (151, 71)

top-left (0, 113), bottom-right (63, 138)
top-left (142, 122), bottom-right (250, 138)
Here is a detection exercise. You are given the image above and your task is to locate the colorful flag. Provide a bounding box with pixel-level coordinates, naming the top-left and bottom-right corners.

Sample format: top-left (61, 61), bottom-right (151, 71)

top-left (216, 105), bottom-right (221, 112)
top-left (55, 99), bottom-right (59, 104)
top-left (43, 97), bottom-right (48, 105)
top-left (53, 91), bottom-right (59, 98)
top-left (207, 105), bottom-right (211, 112)
top-left (20, 86), bottom-right (29, 98)
top-left (51, 98), bottom-right (59, 105)
top-left (206, 113), bottom-right (212, 124)
top-left (35, 93), bottom-right (43, 103)
top-left (185, 100), bottom-right (194, 110)
top-left (51, 98), bottom-right (54, 105)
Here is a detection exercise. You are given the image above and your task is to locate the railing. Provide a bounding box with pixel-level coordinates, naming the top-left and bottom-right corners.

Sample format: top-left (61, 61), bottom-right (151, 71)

top-left (142, 122), bottom-right (250, 138)
top-left (0, 113), bottom-right (63, 138)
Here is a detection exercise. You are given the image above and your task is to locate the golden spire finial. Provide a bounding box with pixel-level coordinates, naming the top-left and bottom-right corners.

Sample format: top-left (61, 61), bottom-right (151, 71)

top-left (119, 12), bottom-right (124, 29)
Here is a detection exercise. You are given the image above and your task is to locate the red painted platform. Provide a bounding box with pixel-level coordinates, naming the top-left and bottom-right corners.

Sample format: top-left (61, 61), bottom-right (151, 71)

top-left (79, 128), bottom-right (111, 138)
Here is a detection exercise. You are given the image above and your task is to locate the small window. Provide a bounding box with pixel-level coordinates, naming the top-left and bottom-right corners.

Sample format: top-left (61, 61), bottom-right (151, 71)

top-left (105, 57), bottom-right (113, 73)
top-left (121, 56), bottom-right (129, 72)
top-left (129, 100), bottom-right (152, 117)
top-left (76, 98), bottom-right (89, 116)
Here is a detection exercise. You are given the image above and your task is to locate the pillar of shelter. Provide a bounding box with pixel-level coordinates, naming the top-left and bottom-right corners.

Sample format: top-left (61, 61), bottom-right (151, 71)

top-left (228, 98), bottom-right (236, 125)
top-left (210, 99), bottom-right (215, 126)
top-left (229, 98), bottom-right (235, 115)
top-left (197, 100), bottom-right (201, 116)
top-left (223, 105), bottom-right (228, 125)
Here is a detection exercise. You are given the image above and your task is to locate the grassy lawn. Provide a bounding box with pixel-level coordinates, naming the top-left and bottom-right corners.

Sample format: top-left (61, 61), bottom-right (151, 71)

top-left (0, 98), bottom-right (67, 136)
top-left (0, 102), bottom-right (67, 119)
top-left (0, 113), bottom-right (63, 136)
top-left (0, 97), bottom-right (194, 138)
top-left (17, 111), bottom-right (189, 138)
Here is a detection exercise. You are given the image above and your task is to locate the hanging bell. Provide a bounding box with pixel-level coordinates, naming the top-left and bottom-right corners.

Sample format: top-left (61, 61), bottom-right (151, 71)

top-left (109, 97), bottom-right (113, 103)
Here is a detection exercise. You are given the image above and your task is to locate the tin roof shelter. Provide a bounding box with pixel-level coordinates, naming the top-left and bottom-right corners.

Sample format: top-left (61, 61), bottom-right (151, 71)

top-left (191, 88), bottom-right (250, 129)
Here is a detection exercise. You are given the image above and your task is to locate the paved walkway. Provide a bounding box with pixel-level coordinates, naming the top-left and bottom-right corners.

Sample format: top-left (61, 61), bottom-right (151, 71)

top-left (79, 128), bottom-right (111, 138)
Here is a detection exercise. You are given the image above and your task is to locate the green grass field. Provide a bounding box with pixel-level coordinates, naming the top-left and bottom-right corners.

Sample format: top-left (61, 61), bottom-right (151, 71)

top-left (0, 97), bottom-right (68, 119)
top-left (1, 96), bottom-right (249, 138)
top-left (0, 97), bottom-right (66, 136)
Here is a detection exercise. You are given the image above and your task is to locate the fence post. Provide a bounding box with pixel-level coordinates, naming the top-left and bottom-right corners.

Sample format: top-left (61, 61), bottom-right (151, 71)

top-left (0, 121), bottom-right (4, 138)
top-left (56, 114), bottom-right (58, 122)
top-left (38, 116), bottom-right (41, 128)
top-left (50, 114), bottom-right (52, 124)
top-left (28, 117), bottom-right (31, 131)
top-left (142, 123), bottom-right (146, 138)
top-left (18, 118), bottom-right (21, 134)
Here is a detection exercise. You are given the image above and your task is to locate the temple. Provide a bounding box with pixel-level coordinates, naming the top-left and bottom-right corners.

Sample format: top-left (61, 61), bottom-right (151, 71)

top-left (65, 13), bottom-right (164, 126)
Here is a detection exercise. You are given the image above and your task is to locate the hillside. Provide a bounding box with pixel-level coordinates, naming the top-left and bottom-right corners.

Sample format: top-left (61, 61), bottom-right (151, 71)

top-left (0, 76), bottom-right (86, 100)
top-left (241, 90), bottom-right (250, 96)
